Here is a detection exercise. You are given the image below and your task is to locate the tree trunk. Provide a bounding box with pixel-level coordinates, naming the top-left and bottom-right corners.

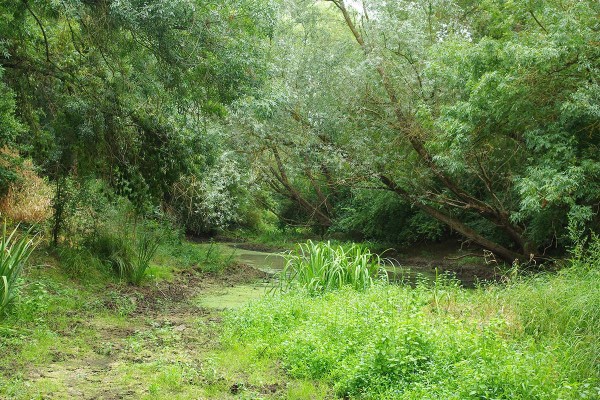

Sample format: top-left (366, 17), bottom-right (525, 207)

top-left (380, 176), bottom-right (524, 263)
top-left (269, 147), bottom-right (333, 228)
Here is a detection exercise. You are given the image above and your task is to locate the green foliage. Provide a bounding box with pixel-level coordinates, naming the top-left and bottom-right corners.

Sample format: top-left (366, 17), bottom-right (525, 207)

top-left (171, 149), bottom-right (254, 235)
top-left (335, 191), bottom-right (445, 244)
top-left (280, 240), bottom-right (388, 294)
top-left (0, 69), bottom-right (24, 192)
top-left (1, 0), bottom-right (274, 235)
top-left (87, 229), bottom-right (160, 285)
top-left (506, 239), bottom-right (600, 378)
top-left (226, 0), bottom-right (600, 257)
top-left (153, 238), bottom-right (236, 275)
top-left (124, 234), bottom-right (161, 285)
top-left (225, 254), bottom-right (600, 399)
top-left (197, 241), bottom-right (236, 274)
top-left (0, 223), bottom-right (37, 317)
top-left (58, 247), bottom-right (107, 280)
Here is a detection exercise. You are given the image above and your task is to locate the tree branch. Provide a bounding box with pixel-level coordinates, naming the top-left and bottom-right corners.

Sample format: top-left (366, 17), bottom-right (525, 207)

top-left (23, 0), bottom-right (51, 63)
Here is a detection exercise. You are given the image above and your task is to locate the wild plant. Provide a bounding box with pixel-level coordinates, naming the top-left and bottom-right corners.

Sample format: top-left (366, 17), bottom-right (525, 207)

top-left (0, 222), bottom-right (37, 316)
top-left (201, 240), bottom-right (236, 273)
top-left (128, 233), bottom-right (160, 285)
top-left (88, 229), bottom-right (160, 285)
top-left (279, 240), bottom-right (388, 293)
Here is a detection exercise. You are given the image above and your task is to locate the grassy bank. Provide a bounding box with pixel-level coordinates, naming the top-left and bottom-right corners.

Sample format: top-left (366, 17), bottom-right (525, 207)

top-left (1, 236), bottom-right (599, 399)
top-left (0, 239), bottom-right (263, 399)
top-left (221, 252), bottom-right (600, 399)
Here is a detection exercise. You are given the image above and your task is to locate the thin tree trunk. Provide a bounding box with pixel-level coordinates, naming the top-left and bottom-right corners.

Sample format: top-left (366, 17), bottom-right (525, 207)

top-left (269, 148), bottom-right (332, 228)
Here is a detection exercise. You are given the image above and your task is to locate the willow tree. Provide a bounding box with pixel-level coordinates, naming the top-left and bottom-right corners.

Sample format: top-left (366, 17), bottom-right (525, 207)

top-left (229, 3), bottom-right (361, 229)
top-left (317, 0), bottom-right (599, 261)
top-left (231, 0), bottom-right (599, 261)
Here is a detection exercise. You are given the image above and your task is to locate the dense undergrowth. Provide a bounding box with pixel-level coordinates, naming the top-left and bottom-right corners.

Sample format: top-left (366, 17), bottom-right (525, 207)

top-left (223, 246), bottom-right (600, 399)
top-left (2, 209), bottom-right (599, 399)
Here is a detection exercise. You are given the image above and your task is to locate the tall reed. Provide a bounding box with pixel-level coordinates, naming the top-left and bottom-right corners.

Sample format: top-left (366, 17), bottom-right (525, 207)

top-left (0, 222), bottom-right (37, 316)
top-left (279, 240), bottom-right (388, 294)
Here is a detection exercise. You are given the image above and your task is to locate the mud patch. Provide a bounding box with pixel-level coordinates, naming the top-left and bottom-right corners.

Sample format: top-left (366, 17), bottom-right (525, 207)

top-left (229, 382), bottom-right (282, 395)
top-left (203, 262), bottom-right (270, 285)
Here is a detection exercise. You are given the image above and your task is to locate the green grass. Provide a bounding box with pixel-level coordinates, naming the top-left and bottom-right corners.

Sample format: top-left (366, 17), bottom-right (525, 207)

top-left (223, 256), bottom-right (600, 399)
top-left (0, 240), bottom-right (234, 399)
top-left (85, 230), bottom-right (160, 285)
top-left (154, 239), bottom-right (236, 275)
top-left (3, 233), bottom-right (600, 399)
top-left (222, 227), bottom-right (312, 250)
top-left (280, 240), bottom-right (389, 294)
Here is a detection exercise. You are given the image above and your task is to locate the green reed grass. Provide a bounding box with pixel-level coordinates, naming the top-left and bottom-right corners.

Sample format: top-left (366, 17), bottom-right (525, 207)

top-left (279, 240), bottom-right (389, 294)
top-left (0, 222), bottom-right (37, 316)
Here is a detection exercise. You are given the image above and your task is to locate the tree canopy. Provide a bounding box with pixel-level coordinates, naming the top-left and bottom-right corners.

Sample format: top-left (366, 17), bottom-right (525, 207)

top-left (1, 0), bottom-right (598, 261)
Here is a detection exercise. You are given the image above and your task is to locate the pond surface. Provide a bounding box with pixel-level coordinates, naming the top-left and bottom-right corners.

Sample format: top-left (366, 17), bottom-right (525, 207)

top-left (191, 243), bottom-right (284, 310)
top-left (221, 243), bottom-right (439, 283)
top-left (222, 243), bottom-right (286, 274)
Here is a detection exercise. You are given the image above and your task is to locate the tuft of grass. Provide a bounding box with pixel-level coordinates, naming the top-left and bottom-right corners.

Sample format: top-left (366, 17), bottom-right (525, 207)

top-left (279, 240), bottom-right (389, 294)
top-left (0, 222), bottom-right (37, 317)
top-left (129, 234), bottom-right (161, 285)
top-left (199, 241), bottom-right (236, 274)
top-left (58, 247), bottom-right (107, 279)
top-left (87, 230), bottom-right (160, 285)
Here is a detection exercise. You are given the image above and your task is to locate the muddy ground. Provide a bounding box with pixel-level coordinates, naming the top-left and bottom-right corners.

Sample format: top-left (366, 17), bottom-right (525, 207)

top-left (0, 262), bottom-right (283, 399)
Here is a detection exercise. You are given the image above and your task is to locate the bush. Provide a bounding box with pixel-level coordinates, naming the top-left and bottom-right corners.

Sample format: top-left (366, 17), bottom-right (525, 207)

top-left (333, 190), bottom-right (446, 244)
top-left (0, 223), bottom-right (37, 317)
top-left (0, 155), bottom-right (52, 224)
top-left (279, 240), bottom-right (389, 294)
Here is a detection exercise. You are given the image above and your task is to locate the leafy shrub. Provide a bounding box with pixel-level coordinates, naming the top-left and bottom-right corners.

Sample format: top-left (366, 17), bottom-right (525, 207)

top-left (171, 152), bottom-right (249, 235)
top-left (279, 240), bottom-right (389, 294)
top-left (333, 190), bottom-right (446, 244)
top-left (0, 223), bottom-right (37, 316)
